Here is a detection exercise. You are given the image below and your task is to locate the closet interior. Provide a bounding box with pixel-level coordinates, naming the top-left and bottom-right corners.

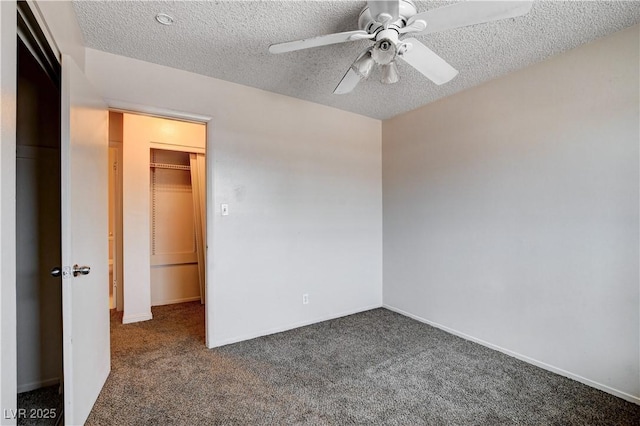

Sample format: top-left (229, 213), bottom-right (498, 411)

top-left (150, 148), bottom-right (206, 305)
top-left (15, 2), bottom-right (64, 420)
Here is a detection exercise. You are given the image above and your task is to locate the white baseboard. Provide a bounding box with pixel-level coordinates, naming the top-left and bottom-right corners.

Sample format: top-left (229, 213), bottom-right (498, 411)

top-left (209, 303), bottom-right (383, 349)
top-left (152, 296), bottom-right (201, 307)
top-left (17, 377), bottom-right (60, 394)
top-left (122, 311), bottom-right (153, 324)
top-left (383, 304), bottom-right (640, 405)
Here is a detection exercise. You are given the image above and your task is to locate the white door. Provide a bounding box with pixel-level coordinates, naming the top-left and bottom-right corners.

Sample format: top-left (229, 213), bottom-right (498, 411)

top-left (60, 54), bottom-right (110, 425)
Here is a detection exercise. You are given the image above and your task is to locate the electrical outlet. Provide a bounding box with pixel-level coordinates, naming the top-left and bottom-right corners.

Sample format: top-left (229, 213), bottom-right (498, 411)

top-left (302, 294), bottom-right (309, 305)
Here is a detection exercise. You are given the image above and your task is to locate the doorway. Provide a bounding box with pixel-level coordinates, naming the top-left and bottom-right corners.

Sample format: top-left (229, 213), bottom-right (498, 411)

top-left (108, 112), bottom-right (207, 326)
top-left (15, 7), bottom-right (63, 424)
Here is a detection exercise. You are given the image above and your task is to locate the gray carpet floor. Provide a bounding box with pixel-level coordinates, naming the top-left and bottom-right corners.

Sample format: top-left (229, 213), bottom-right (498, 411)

top-left (17, 385), bottom-right (62, 426)
top-left (87, 302), bottom-right (639, 425)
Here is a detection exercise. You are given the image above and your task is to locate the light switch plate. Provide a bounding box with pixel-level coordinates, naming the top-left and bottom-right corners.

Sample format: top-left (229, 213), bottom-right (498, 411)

top-left (221, 204), bottom-right (229, 216)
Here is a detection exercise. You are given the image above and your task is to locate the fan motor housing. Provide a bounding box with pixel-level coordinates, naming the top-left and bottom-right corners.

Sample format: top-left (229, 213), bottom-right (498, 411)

top-left (358, 0), bottom-right (418, 33)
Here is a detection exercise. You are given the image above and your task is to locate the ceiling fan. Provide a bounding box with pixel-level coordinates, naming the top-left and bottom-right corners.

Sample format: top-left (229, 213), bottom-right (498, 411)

top-left (269, 0), bottom-right (533, 94)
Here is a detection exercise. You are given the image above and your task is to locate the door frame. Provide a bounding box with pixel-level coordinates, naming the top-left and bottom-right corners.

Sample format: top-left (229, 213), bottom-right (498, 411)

top-left (0, 0), bottom-right (19, 419)
top-left (108, 141), bottom-right (123, 311)
top-left (108, 105), bottom-right (211, 342)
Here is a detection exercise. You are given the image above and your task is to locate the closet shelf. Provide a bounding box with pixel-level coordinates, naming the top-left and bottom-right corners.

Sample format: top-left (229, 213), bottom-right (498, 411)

top-left (150, 162), bottom-right (191, 171)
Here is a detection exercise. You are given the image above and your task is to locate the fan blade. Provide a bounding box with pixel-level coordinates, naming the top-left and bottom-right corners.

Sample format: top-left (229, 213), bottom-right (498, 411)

top-left (368, 0), bottom-right (400, 22)
top-left (269, 30), bottom-right (372, 54)
top-left (334, 49), bottom-right (374, 94)
top-left (334, 68), bottom-right (362, 95)
top-left (399, 38), bottom-right (458, 85)
top-left (408, 1), bottom-right (533, 35)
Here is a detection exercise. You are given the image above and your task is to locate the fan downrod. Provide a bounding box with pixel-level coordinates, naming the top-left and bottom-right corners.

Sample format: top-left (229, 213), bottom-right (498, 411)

top-left (357, 0), bottom-right (418, 34)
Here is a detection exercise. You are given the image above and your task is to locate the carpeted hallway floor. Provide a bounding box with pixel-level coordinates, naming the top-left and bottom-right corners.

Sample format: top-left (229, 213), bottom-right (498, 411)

top-left (87, 302), bottom-right (639, 425)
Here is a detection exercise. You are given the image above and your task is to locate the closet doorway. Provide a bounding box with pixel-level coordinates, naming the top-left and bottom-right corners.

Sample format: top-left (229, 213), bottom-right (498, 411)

top-left (108, 112), bottom-right (207, 323)
top-left (15, 3), bottom-right (64, 421)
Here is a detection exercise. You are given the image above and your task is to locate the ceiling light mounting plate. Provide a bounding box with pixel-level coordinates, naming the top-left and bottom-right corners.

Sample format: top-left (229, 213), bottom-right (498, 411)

top-left (358, 0), bottom-right (417, 33)
top-left (155, 13), bottom-right (175, 26)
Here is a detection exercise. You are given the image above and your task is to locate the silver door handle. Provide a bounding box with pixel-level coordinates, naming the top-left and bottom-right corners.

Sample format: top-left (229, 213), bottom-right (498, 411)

top-left (73, 264), bottom-right (91, 277)
top-left (51, 267), bottom-right (61, 277)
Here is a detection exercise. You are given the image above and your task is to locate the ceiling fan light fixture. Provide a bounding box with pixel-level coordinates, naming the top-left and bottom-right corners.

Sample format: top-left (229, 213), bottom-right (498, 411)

top-left (371, 38), bottom-right (397, 65)
top-left (381, 62), bottom-right (399, 84)
top-left (268, 0), bottom-right (534, 93)
top-left (352, 51), bottom-right (375, 79)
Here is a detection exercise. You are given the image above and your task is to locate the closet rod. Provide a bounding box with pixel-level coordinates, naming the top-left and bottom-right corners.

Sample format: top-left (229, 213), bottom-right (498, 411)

top-left (150, 162), bottom-right (191, 171)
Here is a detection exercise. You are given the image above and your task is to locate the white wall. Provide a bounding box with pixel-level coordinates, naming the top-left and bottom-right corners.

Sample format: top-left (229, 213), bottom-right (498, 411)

top-left (0, 1), bottom-right (17, 422)
top-left (85, 52), bottom-right (383, 345)
top-left (382, 25), bottom-right (639, 402)
top-left (32, 0), bottom-right (85, 71)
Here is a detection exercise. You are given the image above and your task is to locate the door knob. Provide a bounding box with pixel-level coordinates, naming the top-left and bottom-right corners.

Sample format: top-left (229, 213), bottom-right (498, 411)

top-left (50, 267), bottom-right (61, 277)
top-left (73, 264), bottom-right (91, 277)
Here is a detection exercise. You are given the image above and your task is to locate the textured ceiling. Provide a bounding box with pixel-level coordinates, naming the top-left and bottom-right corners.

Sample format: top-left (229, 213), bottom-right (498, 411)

top-left (72, 1), bottom-right (640, 120)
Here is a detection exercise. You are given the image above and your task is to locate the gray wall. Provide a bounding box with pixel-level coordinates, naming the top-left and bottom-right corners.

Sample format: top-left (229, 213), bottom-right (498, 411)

top-left (382, 25), bottom-right (639, 400)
